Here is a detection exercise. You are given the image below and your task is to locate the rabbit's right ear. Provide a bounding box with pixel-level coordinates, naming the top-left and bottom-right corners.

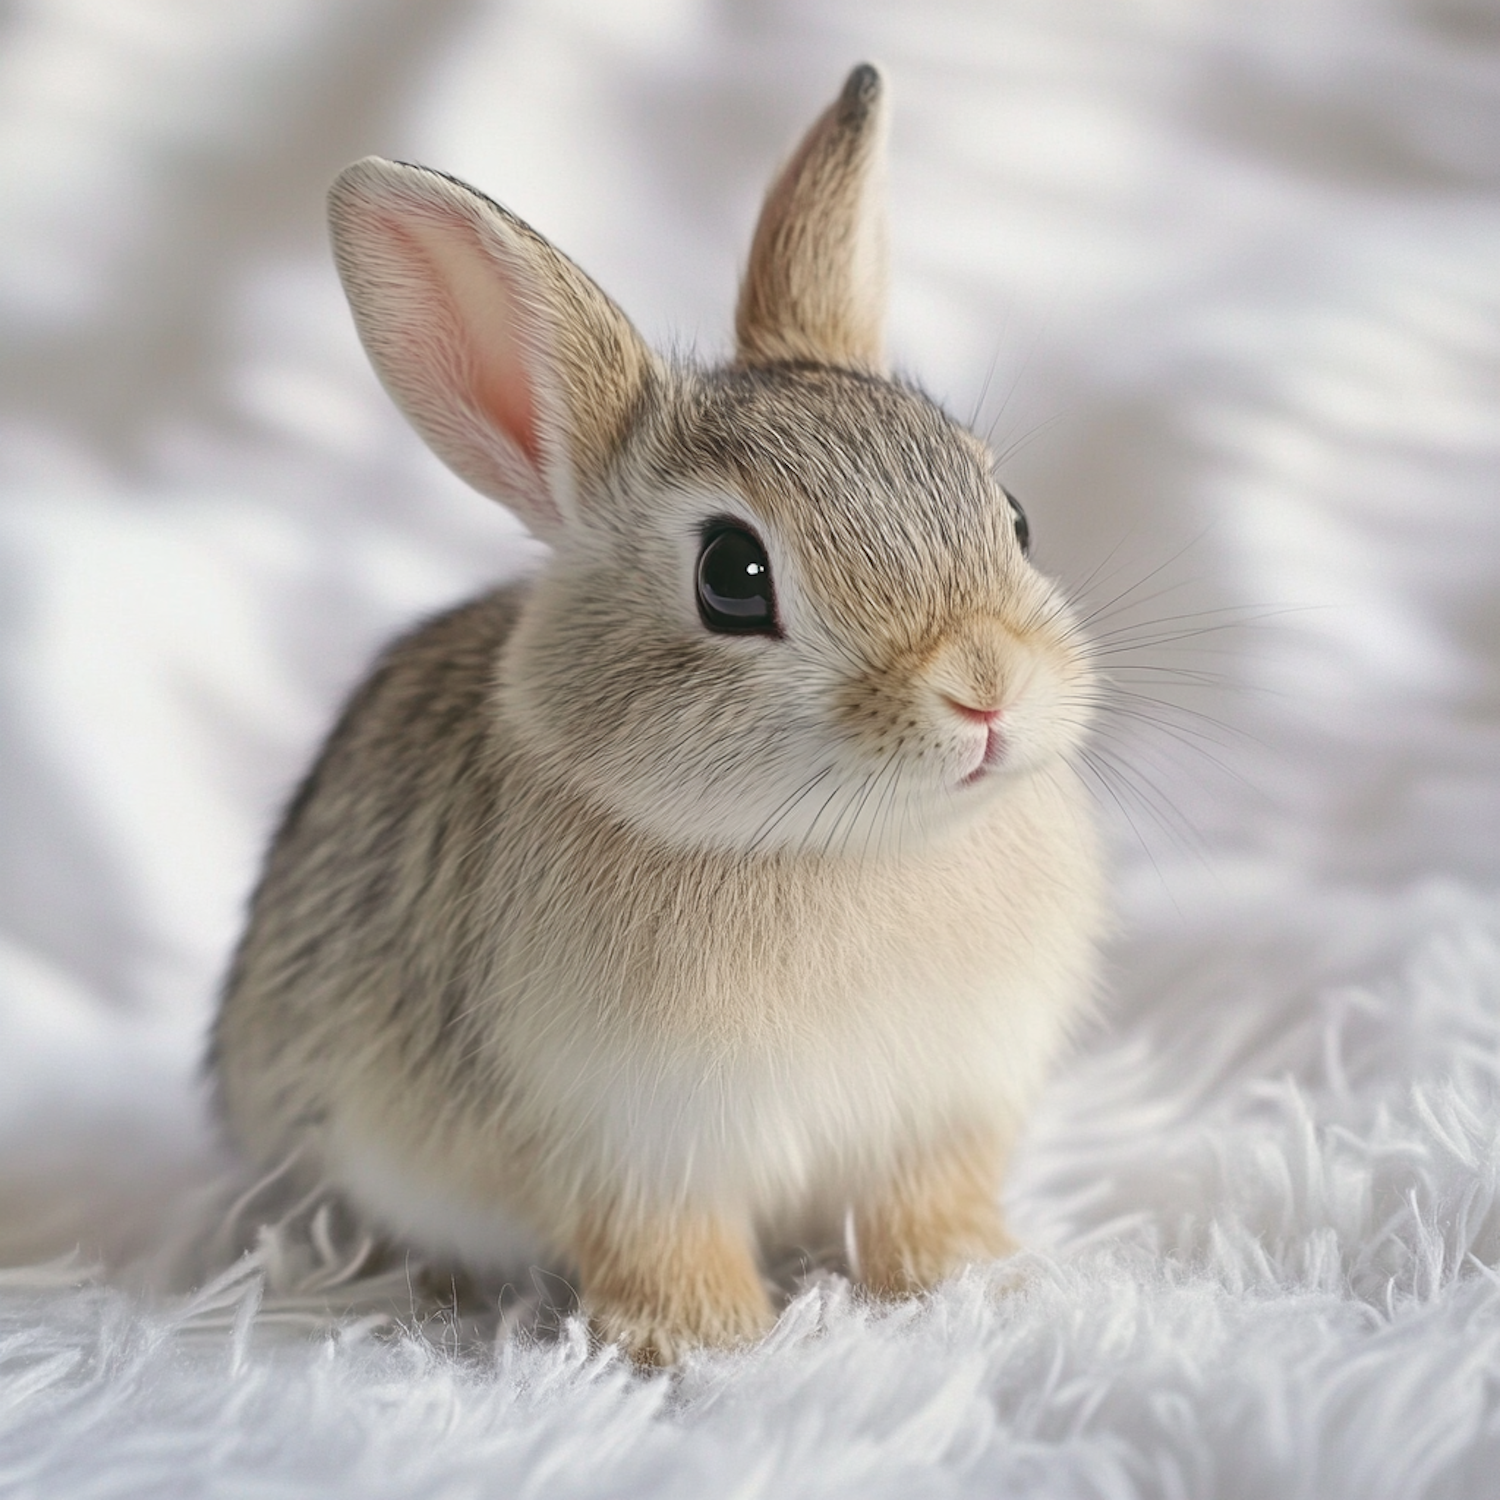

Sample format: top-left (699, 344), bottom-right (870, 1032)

top-left (328, 159), bottom-right (655, 542)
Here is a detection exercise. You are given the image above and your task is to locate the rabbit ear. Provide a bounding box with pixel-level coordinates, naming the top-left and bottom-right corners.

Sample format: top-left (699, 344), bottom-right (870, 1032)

top-left (735, 64), bottom-right (890, 373)
top-left (328, 158), bottom-right (655, 541)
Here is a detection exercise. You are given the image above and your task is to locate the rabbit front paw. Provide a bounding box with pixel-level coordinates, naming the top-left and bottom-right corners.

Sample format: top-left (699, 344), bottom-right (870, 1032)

top-left (854, 1128), bottom-right (1018, 1296)
top-left (577, 1209), bottom-right (773, 1367)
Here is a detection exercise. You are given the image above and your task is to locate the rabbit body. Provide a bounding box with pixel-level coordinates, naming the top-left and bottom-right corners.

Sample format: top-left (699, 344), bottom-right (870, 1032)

top-left (217, 583), bottom-right (1099, 1254)
top-left (214, 66), bottom-right (1105, 1363)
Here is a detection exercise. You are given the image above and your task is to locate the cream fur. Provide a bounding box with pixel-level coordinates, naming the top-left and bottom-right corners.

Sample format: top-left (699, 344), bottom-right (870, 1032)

top-left (322, 746), bottom-right (1100, 1241)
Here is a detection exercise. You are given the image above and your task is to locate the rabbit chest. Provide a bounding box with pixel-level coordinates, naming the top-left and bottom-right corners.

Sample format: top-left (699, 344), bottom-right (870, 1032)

top-left (463, 787), bottom-right (1101, 1218)
top-left (299, 635), bottom-right (1102, 1239)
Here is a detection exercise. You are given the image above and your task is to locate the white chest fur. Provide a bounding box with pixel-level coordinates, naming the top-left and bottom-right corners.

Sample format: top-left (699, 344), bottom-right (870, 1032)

top-left (329, 764), bottom-right (1102, 1260)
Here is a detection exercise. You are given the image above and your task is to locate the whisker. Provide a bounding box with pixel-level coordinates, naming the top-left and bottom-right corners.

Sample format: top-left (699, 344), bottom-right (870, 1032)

top-left (1085, 687), bottom-right (1261, 749)
top-left (981, 318), bottom-right (1047, 452)
top-left (990, 409), bottom-right (1069, 470)
top-left (821, 772), bottom-right (874, 859)
top-left (967, 342), bottom-right (1004, 430)
top-left (874, 749), bottom-right (910, 862)
top-left (1083, 744), bottom-right (1210, 868)
top-left (1068, 526), bottom-right (1221, 632)
top-left (799, 773), bottom-right (851, 858)
top-left (1086, 601), bottom-right (1303, 644)
top-left (1070, 755), bottom-right (1178, 911)
top-left (1079, 615), bottom-right (1292, 661)
top-left (1088, 717), bottom-right (1254, 799)
top-left (1097, 664), bottom-right (1238, 688)
top-left (852, 744), bottom-right (906, 862)
top-left (746, 763), bottom-right (836, 854)
top-left (1048, 533), bottom-right (1138, 615)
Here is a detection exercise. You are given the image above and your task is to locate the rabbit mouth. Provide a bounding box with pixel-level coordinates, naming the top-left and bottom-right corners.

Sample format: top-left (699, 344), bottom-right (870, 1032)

top-left (957, 723), bottom-right (1008, 787)
top-left (939, 696), bottom-right (1008, 787)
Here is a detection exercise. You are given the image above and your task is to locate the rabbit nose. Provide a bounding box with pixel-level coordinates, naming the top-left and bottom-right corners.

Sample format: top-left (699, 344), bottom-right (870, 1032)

top-left (942, 696), bottom-right (1003, 728)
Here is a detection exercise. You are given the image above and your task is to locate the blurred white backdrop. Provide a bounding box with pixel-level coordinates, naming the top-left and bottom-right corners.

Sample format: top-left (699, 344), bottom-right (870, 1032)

top-left (1, 1), bottom-right (1499, 1493)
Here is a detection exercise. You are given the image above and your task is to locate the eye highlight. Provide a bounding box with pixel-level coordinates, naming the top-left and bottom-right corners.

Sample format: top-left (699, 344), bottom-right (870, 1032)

top-left (696, 523), bottom-right (778, 635)
top-left (1002, 487), bottom-right (1030, 557)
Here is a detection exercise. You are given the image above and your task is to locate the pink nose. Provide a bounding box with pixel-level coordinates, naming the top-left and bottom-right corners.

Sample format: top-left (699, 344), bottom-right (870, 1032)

top-left (943, 697), bottom-right (1003, 728)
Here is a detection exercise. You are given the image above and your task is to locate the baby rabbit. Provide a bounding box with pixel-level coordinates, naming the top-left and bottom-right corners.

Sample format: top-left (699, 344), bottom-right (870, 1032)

top-left (212, 63), bottom-right (1104, 1365)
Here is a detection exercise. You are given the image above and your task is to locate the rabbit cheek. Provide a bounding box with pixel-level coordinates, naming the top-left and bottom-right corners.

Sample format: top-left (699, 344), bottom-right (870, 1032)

top-left (1000, 651), bottom-right (1095, 776)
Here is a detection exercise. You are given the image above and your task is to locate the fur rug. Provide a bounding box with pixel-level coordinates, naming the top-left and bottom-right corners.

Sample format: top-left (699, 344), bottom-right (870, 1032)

top-left (2, 0), bottom-right (1499, 1494)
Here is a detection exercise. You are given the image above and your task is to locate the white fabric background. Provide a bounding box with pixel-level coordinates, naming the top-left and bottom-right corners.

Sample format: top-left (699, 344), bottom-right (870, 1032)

top-left (1, 1), bottom-right (1498, 1494)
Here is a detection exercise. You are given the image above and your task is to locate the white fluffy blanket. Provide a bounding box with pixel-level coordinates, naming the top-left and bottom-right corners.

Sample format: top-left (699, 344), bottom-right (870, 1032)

top-left (2, 1), bottom-right (1499, 1494)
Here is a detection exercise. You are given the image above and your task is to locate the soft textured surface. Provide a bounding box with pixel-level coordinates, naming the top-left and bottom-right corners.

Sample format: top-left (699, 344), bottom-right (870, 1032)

top-left (2, 1), bottom-right (1499, 1494)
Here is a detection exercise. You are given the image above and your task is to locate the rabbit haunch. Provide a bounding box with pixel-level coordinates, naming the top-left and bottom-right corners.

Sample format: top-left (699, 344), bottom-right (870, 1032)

top-left (213, 64), bottom-right (1105, 1365)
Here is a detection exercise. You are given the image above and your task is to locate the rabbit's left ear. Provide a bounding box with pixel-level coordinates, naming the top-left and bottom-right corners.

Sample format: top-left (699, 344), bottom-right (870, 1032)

top-left (328, 158), bottom-right (655, 542)
top-left (735, 64), bottom-right (889, 374)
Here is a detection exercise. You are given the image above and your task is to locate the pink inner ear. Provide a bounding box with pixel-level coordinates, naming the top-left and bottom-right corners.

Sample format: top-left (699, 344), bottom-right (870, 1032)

top-left (379, 208), bottom-right (546, 476)
top-left (475, 351), bottom-right (540, 471)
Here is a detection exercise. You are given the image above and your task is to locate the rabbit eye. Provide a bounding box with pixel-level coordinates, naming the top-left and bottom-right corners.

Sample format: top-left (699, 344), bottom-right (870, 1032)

top-left (1003, 487), bottom-right (1030, 557)
top-left (697, 523), bottom-right (778, 635)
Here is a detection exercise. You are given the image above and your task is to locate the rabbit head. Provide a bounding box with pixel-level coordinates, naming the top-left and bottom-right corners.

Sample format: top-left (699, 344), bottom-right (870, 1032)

top-left (328, 65), bottom-right (1093, 858)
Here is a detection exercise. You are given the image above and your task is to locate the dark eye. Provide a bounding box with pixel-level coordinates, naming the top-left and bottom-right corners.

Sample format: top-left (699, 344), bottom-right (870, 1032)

top-left (1003, 487), bottom-right (1030, 557)
top-left (696, 523), bottom-right (778, 635)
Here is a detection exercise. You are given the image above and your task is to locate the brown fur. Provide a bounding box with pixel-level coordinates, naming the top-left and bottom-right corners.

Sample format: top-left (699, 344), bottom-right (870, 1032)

top-left (854, 1127), bottom-right (1017, 1297)
top-left (735, 64), bottom-right (889, 371)
top-left (577, 1210), bottom-right (772, 1367)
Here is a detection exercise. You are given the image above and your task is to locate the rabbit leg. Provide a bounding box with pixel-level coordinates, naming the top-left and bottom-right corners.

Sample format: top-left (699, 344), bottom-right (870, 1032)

top-left (575, 1208), bottom-right (774, 1366)
top-left (854, 1127), bottom-right (1017, 1296)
